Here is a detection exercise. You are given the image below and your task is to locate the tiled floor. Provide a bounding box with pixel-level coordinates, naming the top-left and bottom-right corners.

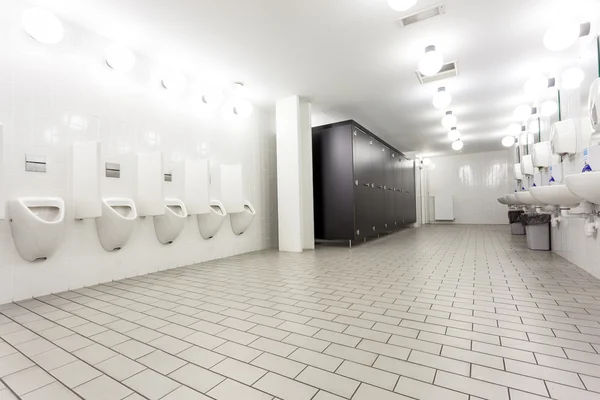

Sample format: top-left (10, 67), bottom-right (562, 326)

top-left (1, 225), bottom-right (600, 400)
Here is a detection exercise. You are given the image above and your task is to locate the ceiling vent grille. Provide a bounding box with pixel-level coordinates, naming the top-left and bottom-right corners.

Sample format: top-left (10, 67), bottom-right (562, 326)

top-left (397, 3), bottom-right (446, 28)
top-left (415, 61), bottom-right (459, 84)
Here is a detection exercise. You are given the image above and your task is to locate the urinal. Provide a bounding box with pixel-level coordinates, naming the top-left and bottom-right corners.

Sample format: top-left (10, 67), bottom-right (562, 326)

top-left (8, 197), bottom-right (66, 262)
top-left (95, 198), bottom-right (137, 252)
top-left (153, 198), bottom-right (188, 244)
top-left (197, 200), bottom-right (227, 239)
top-left (230, 200), bottom-right (256, 235)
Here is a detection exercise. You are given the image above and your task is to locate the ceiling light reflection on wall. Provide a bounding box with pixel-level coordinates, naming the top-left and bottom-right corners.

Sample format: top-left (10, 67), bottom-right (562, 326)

top-left (387, 0), bottom-right (418, 12)
top-left (22, 8), bottom-right (64, 44)
top-left (418, 45), bottom-right (444, 77)
top-left (451, 139), bottom-right (463, 151)
top-left (543, 19), bottom-right (583, 51)
top-left (441, 111), bottom-right (457, 128)
top-left (201, 88), bottom-right (225, 106)
top-left (233, 100), bottom-right (254, 118)
top-left (524, 76), bottom-right (549, 98)
top-left (161, 70), bottom-right (187, 92)
top-left (513, 104), bottom-right (532, 121)
top-left (502, 136), bottom-right (516, 147)
top-left (447, 127), bottom-right (460, 141)
top-left (432, 87), bottom-right (451, 109)
top-left (540, 100), bottom-right (558, 117)
top-left (105, 45), bottom-right (136, 72)
top-left (508, 123), bottom-right (522, 135)
top-left (561, 67), bottom-right (585, 89)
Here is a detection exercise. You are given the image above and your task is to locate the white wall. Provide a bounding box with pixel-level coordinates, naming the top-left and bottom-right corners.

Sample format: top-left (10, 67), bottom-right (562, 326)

top-left (0, 1), bottom-right (277, 303)
top-left (425, 150), bottom-right (512, 224)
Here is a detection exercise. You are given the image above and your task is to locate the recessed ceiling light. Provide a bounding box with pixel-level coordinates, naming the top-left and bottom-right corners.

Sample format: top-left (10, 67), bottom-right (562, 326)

top-left (508, 123), bottom-right (522, 135)
top-left (233, 100), bottom-right (254, 118)
top-left (540, 100), bottom-right (558, 117)
top-left (451, 139), bottom-right (463, 151)
top-left (441, 111), bottom-right (457, 129)
top-left (502, 136), bottom-right (515, 147)
top-left (561, 67), bottom-right (585, 90)
top-left (388, 0), bottom-right (418, 12)
top-left (447, 127), bottom-right (460, 141)
top-left (418, 45), bottom-right (444, 77)
top-left (432, 87), bottom-right (451, 109)
top-left (422, 157), bottom-right (432, 166)
top-left (161, 70), bottom-right (187, 92)
top-left (513, 104), bottom-right (532, 121)
top-left (543, 19), bottom-right (583, 51)
top-left (22, 8), bottom-right (64, 44)
top-left (105, 45), bottom-right (136, 72)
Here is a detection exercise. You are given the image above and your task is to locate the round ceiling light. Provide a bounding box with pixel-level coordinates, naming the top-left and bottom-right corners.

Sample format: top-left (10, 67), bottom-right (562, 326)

top-left (387, 0), bottom-right (418, 11)
top-left (105, 45), bottom-right (136, 72)
top-left (447, 127), bottom-right (460, 141)
top-left (233, 100), bottom-right (254, 118)
top-left (513, 104), bottom-right (532, 121)
top-left (451, 139), bottom-right (464, 151)
top-left (508, 123), bottom-right (522, 135)
top-left (543, 19), bottom-right (581, 51)
top-left (21, 8), bottom-right (64, 44)
top-left (502, 136), bottom-right (515, 147)
top-left (540, 100), bottom-right (558, 117)
top-left (422, 157), bottom-right (432, 166)
top-left (441, 111), bottom-right (457, 129)
top-left (524, 76), bottom-right (548, 98)
top-left (561, 67), bottom-right (585, 90)
top-left (201, 88), bottom-right (225, 106)
top-left (161, 70), bottom-right (187, 92)
top-left (418, 45), bottom-right (444, 77)
top-left (432, 87), bottom-right (451, 109)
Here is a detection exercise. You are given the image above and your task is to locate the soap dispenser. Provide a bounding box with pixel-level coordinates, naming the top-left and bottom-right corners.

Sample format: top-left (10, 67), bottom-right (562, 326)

top-left (582, 162), bottom-right (593, 173)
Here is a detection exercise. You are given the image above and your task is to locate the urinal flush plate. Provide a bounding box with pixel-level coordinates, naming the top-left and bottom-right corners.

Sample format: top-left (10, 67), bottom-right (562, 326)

top-left (8, 197), bottom-right (66, 262)
top-left (565, 172), bottom-right (600, 205)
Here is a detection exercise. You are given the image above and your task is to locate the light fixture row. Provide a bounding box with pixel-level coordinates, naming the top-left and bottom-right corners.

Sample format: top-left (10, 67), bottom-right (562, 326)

top-left (21, 7), bottom-right (254, 118)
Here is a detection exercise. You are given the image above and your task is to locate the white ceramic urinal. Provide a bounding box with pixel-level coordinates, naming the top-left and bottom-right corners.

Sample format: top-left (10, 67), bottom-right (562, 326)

top-left (95, 198), bottom-right (137, 252)
top-left (230, 200), bottom-right (256, 235)
top-left (198, 200), bottom-right (227, 239)
top-left (153, 198), bottom-right (188, 244)
top-left (8, 197), bottom-right (66, 262)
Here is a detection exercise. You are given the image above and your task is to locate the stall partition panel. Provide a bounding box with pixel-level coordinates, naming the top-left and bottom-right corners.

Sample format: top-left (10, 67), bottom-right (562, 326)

top-left (353, 128), bottom-right (374, 238)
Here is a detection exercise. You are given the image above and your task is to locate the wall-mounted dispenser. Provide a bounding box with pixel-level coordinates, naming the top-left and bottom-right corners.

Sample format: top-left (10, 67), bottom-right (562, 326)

top-left (230, 200), bottom-right (257, 235)
top-left (137, 152), bottom-right (165, 217)
top-left (513, 163), bottom-right (524, 180)
top-left (590, 78), bottom-right (600, 132)
top-left (551, 118), bottom-right (592, 155)
top-left (73, 142), bottom-right (102, 219)
top-left (521, 155), bottom-right (534, 176)
top-left (532, 141), bottom-right (560, 168)
top-left (9, 197), bottom-right (66, 262)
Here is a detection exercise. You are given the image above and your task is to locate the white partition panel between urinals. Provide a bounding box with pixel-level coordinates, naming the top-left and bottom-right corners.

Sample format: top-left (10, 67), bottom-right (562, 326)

top-left (137, 152), bottom-right (165, 217)
top-left (220, 164), bottom-right (244, 213)
top-left (72, 141), bottom-right (102, 219)
top-left (183, 158), bottom-right (210, 215)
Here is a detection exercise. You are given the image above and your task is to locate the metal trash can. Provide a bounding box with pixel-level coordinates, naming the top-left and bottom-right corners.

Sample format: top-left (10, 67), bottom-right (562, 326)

top-left (521, 213), bottom-right (551, 251)
top-left (508, 210), bottom-right (525, 235)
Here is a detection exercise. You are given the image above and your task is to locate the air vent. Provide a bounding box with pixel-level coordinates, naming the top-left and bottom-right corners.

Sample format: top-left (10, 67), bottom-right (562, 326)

top-left (415, 61), bottom-right (459, 84)
top-left (397, 3), bottom-right (446, 28)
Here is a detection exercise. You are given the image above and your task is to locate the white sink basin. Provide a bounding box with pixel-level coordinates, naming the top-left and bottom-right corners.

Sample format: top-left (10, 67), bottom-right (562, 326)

top-left (530, 185), bottom-right (582, 207)
top-left (565, 172), bottom-right (600, 205)
top-left (515, 191), bottom-right (546, 206)
top-left (505, 194), bottom-right (525, 206)
top-left (497, 196), bottom-right (509, 205)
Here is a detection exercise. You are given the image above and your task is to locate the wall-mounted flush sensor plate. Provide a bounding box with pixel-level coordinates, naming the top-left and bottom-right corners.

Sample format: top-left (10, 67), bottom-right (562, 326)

top-left (105, 162), bottom-right (120, 178)
top-left (25, 154), bottom-right (46, 173)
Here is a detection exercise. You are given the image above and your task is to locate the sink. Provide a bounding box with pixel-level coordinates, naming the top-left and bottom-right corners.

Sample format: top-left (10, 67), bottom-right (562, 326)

top-left (515, 191), bottom-right (546, 206)
top-left (505, 194), bottom-right (525, 206)
top-left (530, 185), bottom-right (582, 207)
top-left (497, 196), bottom-right (509, 205)
top-left (565, 172), bottom-right (600, 205)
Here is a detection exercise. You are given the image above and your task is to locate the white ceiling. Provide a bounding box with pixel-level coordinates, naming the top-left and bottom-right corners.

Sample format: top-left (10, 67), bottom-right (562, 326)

top-left (27, 0), bottom-right (600, 155)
